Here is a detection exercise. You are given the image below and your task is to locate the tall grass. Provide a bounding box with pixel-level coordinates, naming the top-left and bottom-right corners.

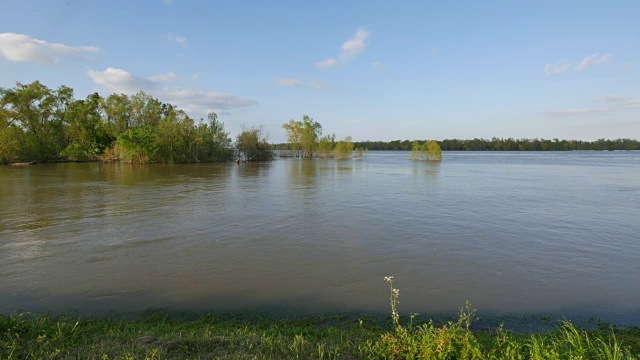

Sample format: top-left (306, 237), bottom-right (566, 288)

top-left (363, 276), bottom-right (638, 359)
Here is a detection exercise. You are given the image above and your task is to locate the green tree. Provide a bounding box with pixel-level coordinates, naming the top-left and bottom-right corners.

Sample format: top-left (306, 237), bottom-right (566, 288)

top-left (2, 81), bottom-right (72, 162)
top-left (423, 140), bottom-right (442, 160)
top-left (101, 93), bottom-right (133, 138)
top-left (62, 93), bottom-right (112, 160)
top-left (0, 96), bottom-right (22, 163)
top-left (236, 126), bottom-right (274, 161)
top-left (410, 140), bottom-right (442, 161)
top-left (317, 133), bottom-right (336, 158)
top-left (333, 136), bottom-right (354, 159)
top-left (282, 115), bottom-right (322, 158)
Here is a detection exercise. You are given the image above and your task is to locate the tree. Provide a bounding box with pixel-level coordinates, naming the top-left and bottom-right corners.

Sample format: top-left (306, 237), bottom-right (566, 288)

top-left (236, 126), bottom-right (274, 161)
top-left (333, 136), bottom-right (354, 159)
top-left (0, 95), bottom-right (22, 163)
top-left (62, 93), bottom-right (112, 160)
top-left (282, 115), bottom-right (322, 157)
top-left (410, 140), bottom-right (442, 161)
top-left (317, 134), bottom-right (336, 158)
top-left (2, 81), bottom-right (72, 162)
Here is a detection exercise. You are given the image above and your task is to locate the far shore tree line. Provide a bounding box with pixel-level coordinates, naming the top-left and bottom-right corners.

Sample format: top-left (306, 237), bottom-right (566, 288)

top-left (342, 138), bottom-right (640, 152)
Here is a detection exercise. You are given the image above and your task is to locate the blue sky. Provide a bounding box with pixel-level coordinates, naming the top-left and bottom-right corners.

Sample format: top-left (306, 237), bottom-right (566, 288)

top-left (1, 0), bottom-right (638, 142)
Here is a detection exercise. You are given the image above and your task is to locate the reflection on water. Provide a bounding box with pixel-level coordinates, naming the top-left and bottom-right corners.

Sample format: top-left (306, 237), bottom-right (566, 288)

top-left (1, 152), bottom-right (640, 324)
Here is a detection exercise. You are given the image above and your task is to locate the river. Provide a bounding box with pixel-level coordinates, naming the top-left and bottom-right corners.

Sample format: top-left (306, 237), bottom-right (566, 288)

top-left (1, 151), bottom-right (639, 324)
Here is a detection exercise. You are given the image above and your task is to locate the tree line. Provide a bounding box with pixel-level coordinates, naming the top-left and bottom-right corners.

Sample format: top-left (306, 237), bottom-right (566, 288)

top-left (0, 81), bottom-right (273, 164)
top-left (348, 138), bottom-right (640, 151)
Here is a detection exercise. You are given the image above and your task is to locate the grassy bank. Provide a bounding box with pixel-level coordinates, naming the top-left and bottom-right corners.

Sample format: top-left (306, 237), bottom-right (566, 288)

top-left (2, 309), bottom-right (639, 359)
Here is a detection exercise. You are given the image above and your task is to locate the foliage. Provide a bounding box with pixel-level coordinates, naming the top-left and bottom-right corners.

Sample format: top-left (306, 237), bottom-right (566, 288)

top-left (334, 136), bottom-right (355, 159)
top-left (1, 81), bottom-right (72, 162)
top-left (364, 277), bottom-right (639, 359)
top-left (236, 126), bottom-right (274, 161)
top-left (62, 93), bottom-right (113, 160)
top-left (317, 133), bottom-right (336, 158)
top-left (410, 140), bottom-right (442, 161)
top-left (354, 147), bottom-right (368, 160)
top-left (281, 115), bottom-right (322, 157)
top-left (0, 81), bottom-right (235, 164)
top-left (0, 103), bottom-right (22, 163)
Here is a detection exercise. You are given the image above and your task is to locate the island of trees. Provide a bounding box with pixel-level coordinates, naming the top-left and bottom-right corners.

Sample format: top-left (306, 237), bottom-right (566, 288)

top-left (0, 81), bottom-right (274, 164)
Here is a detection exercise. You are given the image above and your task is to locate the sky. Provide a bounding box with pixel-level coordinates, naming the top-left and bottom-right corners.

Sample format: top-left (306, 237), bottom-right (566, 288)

top-left (0, 0), bottom-right (639, 142)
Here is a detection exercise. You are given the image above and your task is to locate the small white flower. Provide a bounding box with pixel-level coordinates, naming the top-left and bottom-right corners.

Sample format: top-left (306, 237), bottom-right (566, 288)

top-left (384, 276), bottom-right (394, 282)
top-left (393, 289), bottom-right (400, 296)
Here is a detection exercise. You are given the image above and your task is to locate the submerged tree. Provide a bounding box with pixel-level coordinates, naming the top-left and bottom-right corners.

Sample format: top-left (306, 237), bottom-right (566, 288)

top-left (334, 136), bottom-right (355, 159)
top-left (410, 140), bottom-right (442, 161)
top-left (236, 126), bottom-right (274, 161)
top-left (317, 133), bottom-right (336, 158)
top-left (281, 115), bottom-right (322, 158)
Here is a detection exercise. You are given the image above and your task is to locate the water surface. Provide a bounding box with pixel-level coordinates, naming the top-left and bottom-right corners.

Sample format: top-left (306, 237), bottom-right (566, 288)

top-left (1, 152), bottom-right (639, 323)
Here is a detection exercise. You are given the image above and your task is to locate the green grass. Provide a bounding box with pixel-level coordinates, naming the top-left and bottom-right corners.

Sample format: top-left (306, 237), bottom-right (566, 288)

top-left (2, 278), bottom-right (639, 359)
top-left (1, 309), bottom-right (639, 359)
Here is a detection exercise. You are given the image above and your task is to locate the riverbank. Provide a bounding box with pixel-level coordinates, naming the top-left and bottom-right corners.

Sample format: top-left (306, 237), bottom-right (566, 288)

top-left (2, 309), bottom-right (639, 359)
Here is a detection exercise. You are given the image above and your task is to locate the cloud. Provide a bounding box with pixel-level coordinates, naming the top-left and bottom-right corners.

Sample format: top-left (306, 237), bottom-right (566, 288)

top-left (602, 96), bottom-right (627, 103)
top-left (87, 67), bottom-right (256, 114)
top-left (273, 77), bottom-right (330, 90)
top-left (163, 0), bottom-right (172, 4)
top-left (191, 73), bottom-right (199, 80)
top-left (626, 99), bottom-right (640, 108)
top-left (167, 34), bottom-right (187, 46)
top-left (149, 72), bottom-right (177, 82)
top-left (577, 53), bottom-right (611, 71)
top-left (372, 61), bottom-right (383, 69)
top-left (88, 67), bottom-right (155, 93)
top-left (0, 32), bottom-right (100, 64)
top-left (316, 58), bottom-right (337, 69)
top-left (544, 108), bottom-right (607, 117)
top-left (544, 60), bottom-right (571, 76)
top-left (316, 28), bottom-right (370, 68)
top-left (275, 78), bottom-right (305, 87)
top-left (340, 28), bottom-right (369, 60)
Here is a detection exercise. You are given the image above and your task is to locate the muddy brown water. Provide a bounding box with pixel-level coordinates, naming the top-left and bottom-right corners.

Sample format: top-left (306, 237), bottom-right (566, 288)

top-left (1, 152), bottom-right (639, 324)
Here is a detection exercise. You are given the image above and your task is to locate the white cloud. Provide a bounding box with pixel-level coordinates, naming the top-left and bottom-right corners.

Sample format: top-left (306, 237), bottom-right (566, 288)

top-left (316, 58), bottom-right (337, 69)
top-left (275, 78), bottom-right (305, 87)
top-left (88, 67), bottom-right (155, 93)
top-left (626, 99), bottom-right (640, 108)
top-left (372, 61), bottom-right (383, 69)
top-left (544, 108), bottom-right (606, 117)
top-left (316, 28), bottom-right (370, 69)
top-left (273, 77), bottom-right (330, 90)
top-left (340, 28), bottom-right (369, 60)
top-left (602, 96), bottom-right (627, 103)
top-left (429, 47), bottom-right (438, 55)
top-left (87, 67), bottom-right (256, 114)
top-left (544, 61), bottom-right (571, 76)
top-left (0, 32), bottom-right (100, 64)
top-left (577, 53), bottom-right (611, 71)
top-left (191, 73), bottom-right (199, 80)
top-left (149, 72), bottom-right (177, 82)
top-left (167, 34), bottom-right (187, 46)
